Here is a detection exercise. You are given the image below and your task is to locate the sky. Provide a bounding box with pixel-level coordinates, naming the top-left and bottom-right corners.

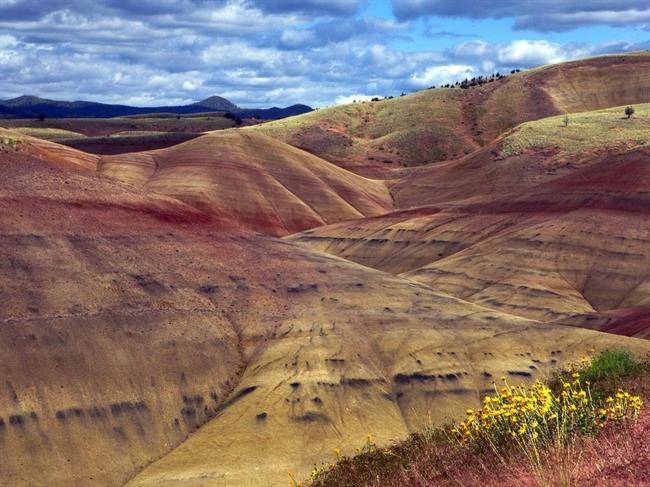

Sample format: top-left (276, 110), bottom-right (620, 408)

top-left (0, 0), bottom-right (649, 107)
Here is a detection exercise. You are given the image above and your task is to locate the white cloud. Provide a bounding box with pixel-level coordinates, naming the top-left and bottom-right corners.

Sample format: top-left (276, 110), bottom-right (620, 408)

top-left (451, 40), bottom-right (490, 58)
top-left (182, 80), bottom-right (200, 90)
top-left (516, 8), bottom-right (650, 31)
top-left (409, 64), bottom-right (476, 88)
top-left (0, 1), bottom-right (645, 108)
top-left (392, 1), bottom-right (650, 31)
top-left (0, 34), bottom-right (17, 47)
top-left (497, 40), bottom-right (567, 66)
top-left (279, 29), bottom-right (317, 49)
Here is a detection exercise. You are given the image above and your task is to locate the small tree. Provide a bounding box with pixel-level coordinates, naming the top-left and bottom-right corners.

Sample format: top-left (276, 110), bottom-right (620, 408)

top-left (37, 113), bottom-right (45, 122)
top-left (625, 106), bottom-right (635, 119)
top-left (563, 114), bottom-right (569, 127)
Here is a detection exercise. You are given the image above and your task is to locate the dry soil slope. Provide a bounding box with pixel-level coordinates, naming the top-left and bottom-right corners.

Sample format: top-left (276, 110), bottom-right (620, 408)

top-left (126, 269), bottom-right (647, 486)
top-left (251, 52), bottom-right (650, 177)
top-left (2, 136), bottom-right (649, 487)
top-left (291, 148), bottom-right (650, 335)
top-left (288, 108), bottom-right (650, 336)
top-left (403, 148), bottom-right (650, 334)
top-left (1, 128), bottom-right (392, 236)
top-left (288, 205), bottom-right (526, 275)
top-left (391, 102), bottom-right (650, 209)
top-left (250, 87), bottom-right (473, 177)
top-left (293, 103), bottom-right (650, 266)
top-left (98, 130), bottom-right (393, 236)
top-left (1, 127), bottom-right (98, 170)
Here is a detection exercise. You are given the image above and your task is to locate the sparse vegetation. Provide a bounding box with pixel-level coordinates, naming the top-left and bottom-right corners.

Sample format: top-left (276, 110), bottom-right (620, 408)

top-left (302, 350), bottom-right (648, 487)
top-left (578, 348), bottom-right (638, 384)
top-left (9, 127), bottom-right (86, 140)
top-left (0, 131), bottom-right (22, 150)
top-left (501, 103), bottom-right (650, 160)
top-left (251, 87), bottom-right (470, 169)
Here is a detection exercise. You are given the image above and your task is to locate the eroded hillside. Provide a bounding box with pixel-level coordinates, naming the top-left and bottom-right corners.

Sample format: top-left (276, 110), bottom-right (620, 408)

top-left (289, 105), bottom-right (650, 337)
top-left (1, 128), bottom-right (393, 236)
top-left (251, 53), bottom-right (650, 177)
top-left (2, 126), bottom-right (649, 486)
top-left (1, 53), bottom-right (649, 487)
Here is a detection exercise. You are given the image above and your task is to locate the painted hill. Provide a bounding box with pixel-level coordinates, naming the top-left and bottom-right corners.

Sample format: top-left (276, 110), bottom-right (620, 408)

top-left (2, 52), bottom-right (650, 487)
top-left (1, 138), bottom-right (647, 487)
top-left (99, 130), bottom-right (393, 235)
top-left (0, 94), bottom-right (313, 120)
top-left (250, 53), bottom-right (650, 177)
top-left (0, 128), bottom-right (392, 236)
top-left (288, 105), bottom-right (650, 337)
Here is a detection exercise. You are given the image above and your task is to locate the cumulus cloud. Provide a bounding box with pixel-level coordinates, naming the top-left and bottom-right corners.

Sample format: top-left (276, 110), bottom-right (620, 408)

top-left (409, 64), bottom-right (475, 88)
top-left (497, 40), bottom-right (568, 66)
top-left (279, 29), bottom-right (318, 50)
top-left (449, 39), bottom-right (606, 70)
top-left (255, 0), bottom-right (362, 17)
top-left (391, 0), bottom-right (650, 31)
top-left (278, 17), bottom-right (410, 50)
top-left (0, 0), bottom-right (361, 22)
top-left (516, 9), bottom-right (650, 31)
top-left (0, 0), bottom-right (647, 107)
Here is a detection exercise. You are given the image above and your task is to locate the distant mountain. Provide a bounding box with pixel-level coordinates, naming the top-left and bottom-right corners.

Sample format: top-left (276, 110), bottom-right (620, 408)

top-left (0, 95), bottom-right (312, 120)
top-left (191, 96), bottom-right (239, 112)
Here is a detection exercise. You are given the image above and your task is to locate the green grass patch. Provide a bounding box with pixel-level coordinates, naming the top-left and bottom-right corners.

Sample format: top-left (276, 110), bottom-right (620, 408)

top-left (582, 349), bottom-right (639, 383)
top-left (501, 103), bottom-right (650, 159)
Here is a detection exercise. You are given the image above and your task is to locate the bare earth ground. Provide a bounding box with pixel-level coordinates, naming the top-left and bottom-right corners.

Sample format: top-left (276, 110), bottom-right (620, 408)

top-left (0, 53), bottom-right (649, 486)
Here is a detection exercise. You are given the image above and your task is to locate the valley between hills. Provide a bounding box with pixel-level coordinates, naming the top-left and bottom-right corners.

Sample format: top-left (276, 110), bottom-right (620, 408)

top-left (1, 52), bottom-right (649, 486)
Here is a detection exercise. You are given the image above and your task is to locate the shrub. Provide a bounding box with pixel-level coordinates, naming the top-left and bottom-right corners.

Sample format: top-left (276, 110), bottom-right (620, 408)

top-left (580, 348), bottom-right (637, 383)
top-left (453, 374), bottom-right (642, 452)
top-left (303, 350), bottom-right (646, 487)
top-left (625, 106), bottom-right (635, 119)
top-left (452, 371), bottom-right (642, 482)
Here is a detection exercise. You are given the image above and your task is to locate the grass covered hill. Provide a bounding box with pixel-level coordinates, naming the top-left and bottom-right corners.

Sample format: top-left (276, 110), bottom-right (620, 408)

top-left (251, 53), bottom-right (650, 177)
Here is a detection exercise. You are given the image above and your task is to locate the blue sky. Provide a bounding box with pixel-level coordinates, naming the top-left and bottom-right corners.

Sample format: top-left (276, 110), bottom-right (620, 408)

top-left (0, 0), bottom-right (648, 107)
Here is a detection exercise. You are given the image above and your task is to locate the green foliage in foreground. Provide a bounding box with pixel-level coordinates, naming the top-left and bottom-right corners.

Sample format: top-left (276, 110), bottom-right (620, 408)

top-left (581, 348), bottom-right (638, 383)
top-left (303, 349), bottom-right (648, 487)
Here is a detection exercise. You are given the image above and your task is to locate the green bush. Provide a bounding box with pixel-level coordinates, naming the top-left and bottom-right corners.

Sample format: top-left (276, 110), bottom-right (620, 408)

top-left (581, 349), bottom-right (638, 383)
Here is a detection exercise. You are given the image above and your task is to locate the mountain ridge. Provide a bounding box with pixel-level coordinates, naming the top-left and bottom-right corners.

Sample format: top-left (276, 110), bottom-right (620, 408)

top-left (0, 94), bottom-right (313, 120)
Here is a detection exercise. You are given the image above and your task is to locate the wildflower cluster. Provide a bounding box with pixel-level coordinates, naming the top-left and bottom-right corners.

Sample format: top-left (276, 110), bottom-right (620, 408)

top-left (452, 372), bottom-right (643, 451)
top-left (599, 389), bottom-right (644, 422)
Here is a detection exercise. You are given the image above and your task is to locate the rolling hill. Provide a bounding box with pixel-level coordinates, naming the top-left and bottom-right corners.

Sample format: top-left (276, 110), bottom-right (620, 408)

top-left (1, 52), bottom-right (650, 487)
top-left (1, 128), bottom-right (392, 236)
top-left (288, 104), bottom-right (650, 336)
top-left (251, 53), bottom-right (650, 177)
top-left (2, 136), bottom-right (647, 487)
top-left (99, 130), bottom-right (393, 235)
